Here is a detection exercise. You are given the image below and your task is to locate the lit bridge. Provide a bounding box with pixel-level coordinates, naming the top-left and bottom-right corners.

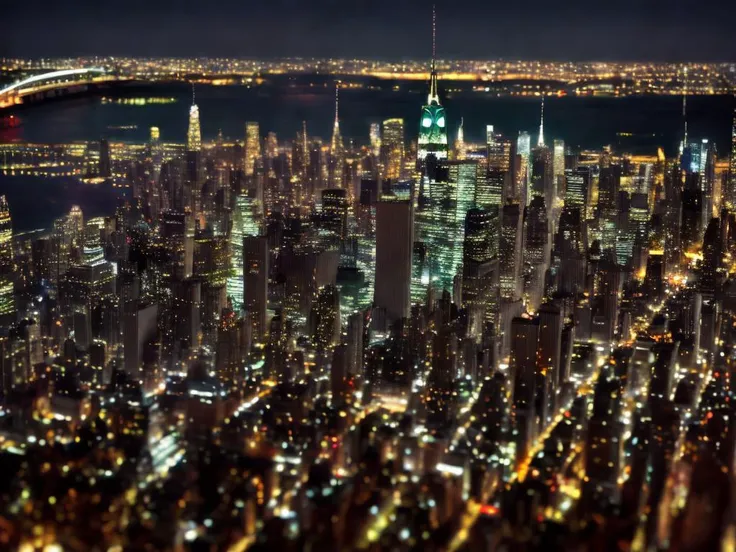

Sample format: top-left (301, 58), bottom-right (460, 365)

top-left (0, 68), bottom-right (131, 109)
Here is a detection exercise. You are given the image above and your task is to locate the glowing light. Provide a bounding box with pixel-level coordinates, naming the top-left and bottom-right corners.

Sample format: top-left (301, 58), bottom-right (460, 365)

top-left (0, 68), bottom-right (107, 96)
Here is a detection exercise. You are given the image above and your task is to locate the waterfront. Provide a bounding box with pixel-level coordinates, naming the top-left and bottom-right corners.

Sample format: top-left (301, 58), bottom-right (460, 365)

top-left (0, 84), bottom-right (734, 231)
top-left (1, 84), bottom-right (733, 152)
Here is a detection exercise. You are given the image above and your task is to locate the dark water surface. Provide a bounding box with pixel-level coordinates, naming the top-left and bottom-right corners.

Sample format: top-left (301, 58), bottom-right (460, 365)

top-left (0, 84), bottom-right (734, 230)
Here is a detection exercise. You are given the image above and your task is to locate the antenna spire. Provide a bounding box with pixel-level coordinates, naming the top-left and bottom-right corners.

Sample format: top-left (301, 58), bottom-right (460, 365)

top-left (334, 83), bottom-right (340, 127)
top-left (427, 5), bottom-right (440, 105)
top-left (432, 4), bottom-right (437, 72)
top-left (537, 95), bottom-right (545, 147)
top-left (192, 83), bottom-right (196, 106)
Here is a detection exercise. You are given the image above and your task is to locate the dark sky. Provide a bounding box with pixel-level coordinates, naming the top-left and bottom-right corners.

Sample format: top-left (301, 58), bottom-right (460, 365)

top-left (3, 0), bottom-right (736, 61)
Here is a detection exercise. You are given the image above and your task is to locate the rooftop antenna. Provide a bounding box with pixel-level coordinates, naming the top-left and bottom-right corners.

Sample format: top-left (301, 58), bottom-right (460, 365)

top-left (334, 83), bottom-right (339, 126)
top-left (537, 95), bottom-right (545, 147)
top-left (191, 82), bottom-right (196, 106)
top-left (427, 5), bottom-right (440, 105)
top-left (682, 66), bottom-right (688, 149)
top-left (432, 4), bottom-right (437, 73)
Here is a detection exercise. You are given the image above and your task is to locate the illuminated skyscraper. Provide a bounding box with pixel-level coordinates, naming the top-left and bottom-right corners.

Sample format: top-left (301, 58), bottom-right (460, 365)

top-left (370, 122), bottom-right (381, 158)
top-left (381, 118), bottom-right (404, 181)
top-left (456, 118), bottom-right (466, 160)
top-left (330, 85), bottom-right (345, 188)
top-left (728, 107), bottom-right (736, 211)
top-left (0, 196), bottom-right (13, 319)
top-left (537, 97), bottom-right (545, 147)
top-left (228, 195), bottom-right (260, 310)
top-left (517, 132), bottom-right (531, 204)
top-left (244, 122), bottom-right (260, 177)
top-left (187, 101), bottom-right (202, 153)
top-left (186, 93), bottom-right (203, 214)
top-left (553, 139), bottom-right (565, 200)
top-left (417, 6), bottom-right (448, 163)
top-left (499, 203), bottom-right (523, 300)
top-left (462, 208), bottom-right (499, 330)
top-left (564, 167), bottom-right (591, 217)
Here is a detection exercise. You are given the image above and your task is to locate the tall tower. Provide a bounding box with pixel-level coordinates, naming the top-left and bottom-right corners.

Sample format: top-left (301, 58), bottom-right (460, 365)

top-left (330, 84), bottom-right (345, 188)
top-left (244, 122), bottom-right (261, 177)
top-left (537, 96), bottom-right (545, 147)
top-left (0, 196), bottom-right (13, 320)
top-left (243, 236), bottom-right (269, 343)
top-left (417, 5), bottom-right (448, 163)
top-left (186, 88), bottom-right (203, 215)
top-left (187, 90), bottom-right (202, 153)
top-left (456, 117), bottom-right (466, 160)
top-left (728, 104), bottom-right (736, 211)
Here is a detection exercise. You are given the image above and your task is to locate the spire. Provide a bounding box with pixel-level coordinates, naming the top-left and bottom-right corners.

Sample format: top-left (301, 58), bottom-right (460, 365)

top-left (683, 66), bottom-right (688, 151)
top-left (427, 5), bottom-right (440, 105)
top-left (192, 83), bottom-right (196, 106)
top-left (334, 83), bottom-right (340, 129)
top-left (537, 95), bottom-right (545, 147)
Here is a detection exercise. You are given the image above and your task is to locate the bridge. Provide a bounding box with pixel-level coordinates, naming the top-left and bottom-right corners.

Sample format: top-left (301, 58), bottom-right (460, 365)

top-left (0, 68), bottom-right (130, 109)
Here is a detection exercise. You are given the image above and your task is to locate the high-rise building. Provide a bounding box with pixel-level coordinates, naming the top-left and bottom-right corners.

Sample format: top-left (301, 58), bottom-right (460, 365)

top-left (322, 188), bottom-right (349, 240)
top-left (187, 101), bottom-right (202, 153)
top-left (228, 195), bottom-right (260, 310)
top-left (728, 107), bottom-right (736, 211)
top-left (455, 118), bottom-right (466, 160)
top-left (523, 196), bottom-right (550, 311)
top-left (370, 122), bottom-right (381, 158)
top-left (564, 167), bottom-right (591, 216)
top-left (329, 85), bottom-right (345, 188)
top-left (462, 208), bottom-right (499, 332)
top-left (243, 236), bottom-right (269, 343)
top-left (417, 7), bottom-right (448, 163)
top-left (375, 200), bottom-right (413, 326)
top-left (244, 122), bottom-right (260, 177)
top-left (499, 203), bottom-right (523, 300)
top-left (0, 196), bottom-right (13, 320)
top-left (381, 118), bottom-right (404, 181)
top-left (516, 132), bottom-right (531, 204)
top-left (186, 98), bottom-right (203, 214)
top-left (553, 139), bottom-right (565, 199)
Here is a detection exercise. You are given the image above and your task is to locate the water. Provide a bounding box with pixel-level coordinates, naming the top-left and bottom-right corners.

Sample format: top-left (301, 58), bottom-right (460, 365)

top-left (0, 176), bottom-right (126, 232)
top-left (0, 83), bottom-right (734, 230)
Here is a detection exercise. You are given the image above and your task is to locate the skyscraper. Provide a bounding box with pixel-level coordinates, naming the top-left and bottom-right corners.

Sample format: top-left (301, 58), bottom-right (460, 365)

top-left (417, 7), bottom-right (448, 163)
top-left (187, 100), bottom-right (202, 153)
top-left (186, 95), bottom-right (203, 214)
top-left (381, 118), bottom-right (404, 181)
top-left (243, 236), bottom-right (269, 343)
top-left (375, 200), bottom-right (413, 326)
top-left (228, 195), bottom-right (259, 310)
top-left (244, 122), bottom-right (261, 177)
top-left (329, 85), bottom-right (345, 188)
top-left (517, 132), bottom-right (531, 204)
top-left (0, 196), bottom-right (13, 320)
top-left (370, 122), bottom-right (381, 158)
top-left (455, 118), bottom-right (466, 160)
top-left (728, 107), bottom-right (736, 211)
top-left (500, 203), bottom-right (523, 300)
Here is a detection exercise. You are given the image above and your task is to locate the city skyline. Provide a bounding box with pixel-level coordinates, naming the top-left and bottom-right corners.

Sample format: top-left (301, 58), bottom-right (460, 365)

top-left (1, 3), bottom-right (736, 551)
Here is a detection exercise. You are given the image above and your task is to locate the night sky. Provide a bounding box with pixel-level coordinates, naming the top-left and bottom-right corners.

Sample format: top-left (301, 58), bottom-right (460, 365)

top-left (3, 0), bottom-right (735, 61)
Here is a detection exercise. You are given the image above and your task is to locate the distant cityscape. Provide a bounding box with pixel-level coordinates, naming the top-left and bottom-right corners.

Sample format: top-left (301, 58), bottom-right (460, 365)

top-left (2, 56), bottom-right (736, 97)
